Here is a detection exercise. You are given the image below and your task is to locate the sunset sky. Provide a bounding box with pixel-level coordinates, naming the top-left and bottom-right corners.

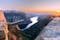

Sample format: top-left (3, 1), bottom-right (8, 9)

top-left (0, 0), bottom-right (60, 12)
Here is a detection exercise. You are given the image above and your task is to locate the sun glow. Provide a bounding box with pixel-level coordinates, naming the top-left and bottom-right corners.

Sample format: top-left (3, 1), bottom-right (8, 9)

top-left (56, 10), bottom-right (60, 13)
top-left (53, 10), bottom-right (60, 17)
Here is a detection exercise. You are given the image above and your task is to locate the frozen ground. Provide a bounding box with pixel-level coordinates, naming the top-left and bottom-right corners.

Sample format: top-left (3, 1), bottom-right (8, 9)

top-left (35, 17), bottom-right (60, 40)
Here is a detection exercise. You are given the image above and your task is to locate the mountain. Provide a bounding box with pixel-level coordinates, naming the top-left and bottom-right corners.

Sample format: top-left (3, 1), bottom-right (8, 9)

top-left (3, 10), bottom-right (54, 40)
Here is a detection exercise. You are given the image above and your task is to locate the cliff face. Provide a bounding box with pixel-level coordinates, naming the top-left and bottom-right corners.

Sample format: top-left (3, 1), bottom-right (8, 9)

top-left (37, 17), bottom-right (60, 40)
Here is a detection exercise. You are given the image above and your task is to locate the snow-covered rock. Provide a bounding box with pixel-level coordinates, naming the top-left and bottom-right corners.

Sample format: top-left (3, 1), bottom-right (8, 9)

top-left (35, 17), bottom-right (60, 40)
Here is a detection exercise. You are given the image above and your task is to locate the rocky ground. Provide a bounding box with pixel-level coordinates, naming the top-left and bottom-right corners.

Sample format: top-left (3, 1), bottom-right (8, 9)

top-left (35, 17), bottom-right (60, 40)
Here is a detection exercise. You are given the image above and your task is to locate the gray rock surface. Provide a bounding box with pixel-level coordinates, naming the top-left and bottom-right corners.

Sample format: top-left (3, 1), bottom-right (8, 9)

top-left (35, 17), bottom-right (60, 40)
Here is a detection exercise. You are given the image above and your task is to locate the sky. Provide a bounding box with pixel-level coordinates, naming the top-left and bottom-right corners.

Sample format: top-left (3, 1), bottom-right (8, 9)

top-left (0, 0), bottom-right (60, 12)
